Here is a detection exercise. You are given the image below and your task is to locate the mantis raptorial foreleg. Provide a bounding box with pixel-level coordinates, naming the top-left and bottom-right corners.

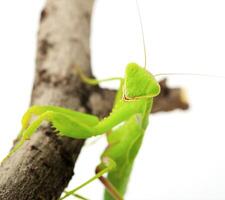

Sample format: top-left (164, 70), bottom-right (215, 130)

top-left (21, 105), bottom-right (100, 130)
top-left (2, 106), bottom-right (100, 162)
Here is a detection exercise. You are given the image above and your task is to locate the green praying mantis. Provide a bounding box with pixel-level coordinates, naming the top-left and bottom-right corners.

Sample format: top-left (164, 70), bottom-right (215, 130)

top-left (3, 0), bottom-right (224, 200)
top-left (2, 61), bottom-right (161, 200)
top-left (0, 1), bottom-right (164, 198)
top-left (0, 1), bottom-right (189, 199)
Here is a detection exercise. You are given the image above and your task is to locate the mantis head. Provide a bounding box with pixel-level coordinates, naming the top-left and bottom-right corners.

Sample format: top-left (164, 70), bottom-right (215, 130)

top-left (123, 63), bottom-right (160, 100)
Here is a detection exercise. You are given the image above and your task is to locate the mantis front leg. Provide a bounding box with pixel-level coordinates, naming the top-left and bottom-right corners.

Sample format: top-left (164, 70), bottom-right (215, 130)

top-left (3, 95), bottom-right (142, 162)
top-left (2, 106), bottom-right (100, 162)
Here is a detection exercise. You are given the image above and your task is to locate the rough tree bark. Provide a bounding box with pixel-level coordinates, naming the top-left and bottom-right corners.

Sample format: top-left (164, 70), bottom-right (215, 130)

top-left (0, 0), bottom-right (188, 199)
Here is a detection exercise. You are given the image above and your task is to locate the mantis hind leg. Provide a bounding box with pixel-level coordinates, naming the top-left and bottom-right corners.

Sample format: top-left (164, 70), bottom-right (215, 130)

top-left (96, 165), bottom-right (123, 200)
top-left (60, 158), bottom-right (116, 200)
top-left (72, 193), bottom-right (89, 200)
top-left (63, 191), bottom-right (89, 200)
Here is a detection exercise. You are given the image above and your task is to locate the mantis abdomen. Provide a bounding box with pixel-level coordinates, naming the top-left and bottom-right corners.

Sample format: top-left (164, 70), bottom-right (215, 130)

top-left (101, 99), bottom-right (152, 199)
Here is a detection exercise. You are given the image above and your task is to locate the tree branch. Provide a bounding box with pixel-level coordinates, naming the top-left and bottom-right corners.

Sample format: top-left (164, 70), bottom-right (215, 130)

top-left (0, 0), bottom-right (188, 199)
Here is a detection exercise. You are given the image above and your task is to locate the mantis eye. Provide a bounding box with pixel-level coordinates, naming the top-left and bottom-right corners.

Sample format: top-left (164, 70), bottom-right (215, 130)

top-left (124, 63), bottom-right (160, 99)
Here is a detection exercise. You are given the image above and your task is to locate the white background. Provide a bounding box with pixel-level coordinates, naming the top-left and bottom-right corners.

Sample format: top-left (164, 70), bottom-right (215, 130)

top-left (1, 0), bottom-right (225, 199)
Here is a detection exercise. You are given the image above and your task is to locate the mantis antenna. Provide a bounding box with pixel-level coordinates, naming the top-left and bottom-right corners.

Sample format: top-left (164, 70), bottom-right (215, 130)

top-left (154, 72), bottom-right (225, 79)
top-left (135, 0), bottom-right (147, 69)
